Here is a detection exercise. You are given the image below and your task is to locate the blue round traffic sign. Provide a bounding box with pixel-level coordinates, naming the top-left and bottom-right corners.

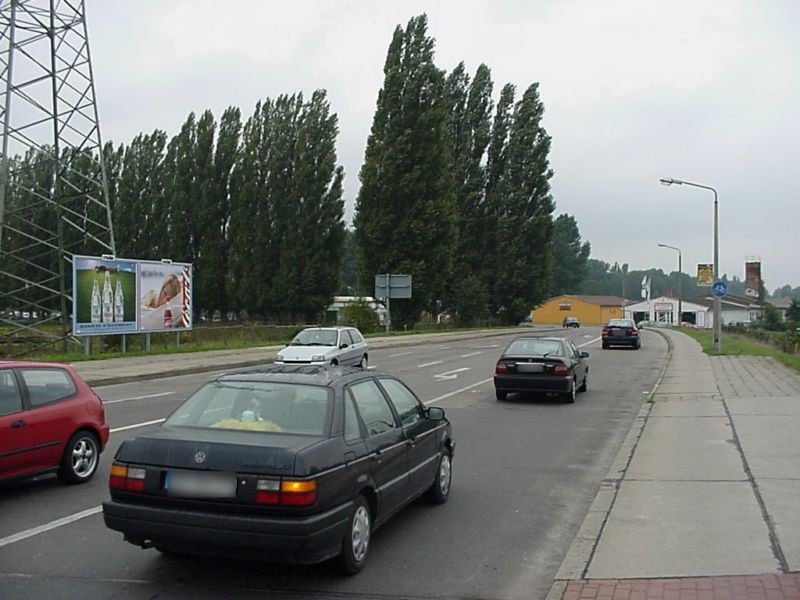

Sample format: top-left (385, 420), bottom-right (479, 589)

top-left (711, 280), bottom-right (728, 298)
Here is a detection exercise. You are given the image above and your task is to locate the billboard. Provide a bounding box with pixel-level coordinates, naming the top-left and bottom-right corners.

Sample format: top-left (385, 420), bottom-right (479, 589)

top-left (696, 263), bottom-right (713, 286)
top-left (73, 256), bottom-right (138, 335)
top-left (72, 256), bottom-right (192, 336)
top-left (745, 260), bottom-right (762, 298)
top-left (138, 261), bottom-right (192, 332)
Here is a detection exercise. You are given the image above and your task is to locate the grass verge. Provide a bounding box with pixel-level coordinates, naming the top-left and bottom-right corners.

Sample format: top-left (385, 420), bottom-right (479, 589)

top-left (680, 328), bottom-right (800, 373)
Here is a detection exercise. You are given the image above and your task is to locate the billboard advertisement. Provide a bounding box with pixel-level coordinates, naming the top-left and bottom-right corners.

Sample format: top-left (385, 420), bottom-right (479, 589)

top-left (745, 260), bottom-right (762, 298)
top-left (138, 261), bottom-right (192, 332)
top-left (73, 256), bottom-right (138, 335)
top-left (696, 263), bottom-right (713, 286)
top-left (72, 256), bottom-right (192, 336)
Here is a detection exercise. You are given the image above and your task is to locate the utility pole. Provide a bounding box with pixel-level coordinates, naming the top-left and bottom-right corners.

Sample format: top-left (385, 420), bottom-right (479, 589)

top-left (1, 0), bottom-right (115, 354)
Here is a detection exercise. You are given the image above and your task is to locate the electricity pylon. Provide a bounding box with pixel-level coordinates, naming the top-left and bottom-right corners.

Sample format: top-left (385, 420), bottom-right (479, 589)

top-left (1, 0), bottom-right (115, 355)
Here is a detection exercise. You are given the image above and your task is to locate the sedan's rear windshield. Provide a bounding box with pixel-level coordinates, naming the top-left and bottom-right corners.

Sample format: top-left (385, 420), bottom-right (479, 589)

top-left (607, 319), bottom-right (635, 327)
top-left (164, 381), bottom-right (331, 435)
top-left (505, 339), bottom-right (565, 357)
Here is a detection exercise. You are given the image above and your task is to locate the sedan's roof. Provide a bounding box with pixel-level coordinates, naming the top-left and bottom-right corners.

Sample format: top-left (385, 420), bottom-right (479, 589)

top-left (215, 364), bottom-right (374, 388)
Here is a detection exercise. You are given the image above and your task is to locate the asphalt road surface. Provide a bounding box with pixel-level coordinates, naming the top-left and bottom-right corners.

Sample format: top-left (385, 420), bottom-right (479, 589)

top-left (0, 327), bottom-right (668, 600)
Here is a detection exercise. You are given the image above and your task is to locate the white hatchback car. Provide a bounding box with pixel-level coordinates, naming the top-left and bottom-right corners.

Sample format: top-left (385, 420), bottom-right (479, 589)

top-left (274, 327), bottom-right (369, 368)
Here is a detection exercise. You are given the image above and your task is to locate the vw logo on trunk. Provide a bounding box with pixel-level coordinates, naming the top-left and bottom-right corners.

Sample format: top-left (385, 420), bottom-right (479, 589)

top-left (194, 451), bottom-right (207, 464)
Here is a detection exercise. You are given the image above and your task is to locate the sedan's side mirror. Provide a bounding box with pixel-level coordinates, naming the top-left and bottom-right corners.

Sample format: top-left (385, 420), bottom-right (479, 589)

top-left (580, 351), bottom-right (589, 358)
top-left (427, 407), bottom-right (445, 421)
top-left (340, 343), bottom-right (348, 349)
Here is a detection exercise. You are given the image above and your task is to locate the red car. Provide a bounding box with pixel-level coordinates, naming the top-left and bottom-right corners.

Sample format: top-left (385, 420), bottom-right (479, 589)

top-left (0, 361), bottom-right (110, 484)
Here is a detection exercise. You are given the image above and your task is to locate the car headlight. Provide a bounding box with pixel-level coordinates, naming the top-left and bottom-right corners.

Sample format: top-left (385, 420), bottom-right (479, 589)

top-left (276, 354), bottom-right (284, 361)
top-left (311, 355), bottom-right (326, 362)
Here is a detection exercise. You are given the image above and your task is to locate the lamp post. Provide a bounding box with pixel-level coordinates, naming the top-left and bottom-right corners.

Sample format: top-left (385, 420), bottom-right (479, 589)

top-left (658, 243), bottom-right (682, 328)
top-left (659, 177), bottom-right (721, 352)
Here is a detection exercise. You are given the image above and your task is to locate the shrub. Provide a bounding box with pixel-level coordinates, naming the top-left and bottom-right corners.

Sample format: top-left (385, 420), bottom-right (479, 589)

top-left (338, 300), bottom-right (381, 333)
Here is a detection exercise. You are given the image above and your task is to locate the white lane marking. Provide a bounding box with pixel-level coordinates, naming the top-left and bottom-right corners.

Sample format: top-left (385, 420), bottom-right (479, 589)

top-left (475, 344), bottom-right (500, 349)
top-left (425, 377), bottom-right (492, 405)
top-left (110, 418), bottom-right (165, 433)
top-left (0, 506), bottom-right (102, 548)
top-left (460, 351), bottom-right (482, 358)
top-left (367, 365), bottom-right (377, 370)
top-left (434, 367), bottom-right (471, 380)
top-left (418, 360), bottom-right (444, 368)
top-left (104, 391), bottom-right (175, 405)
top-left (577, 337), bottom-right (601, 348)
top-left (388, 351), bottom-right (413, 358)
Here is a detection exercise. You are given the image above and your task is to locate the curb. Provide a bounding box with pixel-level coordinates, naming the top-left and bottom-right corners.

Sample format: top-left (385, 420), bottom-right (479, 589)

top-left (81, 327), bottom-right (560, 387)
top-left (546, 327), bottom-right (675, 600)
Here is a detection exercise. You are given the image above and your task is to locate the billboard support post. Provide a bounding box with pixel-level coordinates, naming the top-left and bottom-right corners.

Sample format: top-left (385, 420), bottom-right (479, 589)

top-left (146, 333), bottom-right (151, 352)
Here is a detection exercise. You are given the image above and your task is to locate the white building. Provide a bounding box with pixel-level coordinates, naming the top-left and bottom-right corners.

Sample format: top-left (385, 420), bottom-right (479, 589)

top-left (624, 294), bottom-right (765, 329)
top-left (624, 296), bottom-right (710, 327)
top-left (326, 296), bottom-right (387, 325)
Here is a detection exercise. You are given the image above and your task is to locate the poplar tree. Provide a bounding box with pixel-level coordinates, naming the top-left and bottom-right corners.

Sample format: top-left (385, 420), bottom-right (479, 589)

top-left (550, 214), bottom-right (591, 296)
top-left (354, 14), bottom-right (456, 327)
top-left (493, 83), bottom-right (555, 323)
top-left (444, 62), bottom-right (493, 323)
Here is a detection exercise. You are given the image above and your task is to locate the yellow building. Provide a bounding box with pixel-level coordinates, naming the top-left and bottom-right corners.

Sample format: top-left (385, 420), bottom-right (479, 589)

top-left (532, 295), bottom-right (626, 326)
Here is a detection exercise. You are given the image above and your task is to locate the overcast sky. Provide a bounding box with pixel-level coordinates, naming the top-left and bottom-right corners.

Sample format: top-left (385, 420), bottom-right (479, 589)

top-left (89, 1), bottom-right (799, 290)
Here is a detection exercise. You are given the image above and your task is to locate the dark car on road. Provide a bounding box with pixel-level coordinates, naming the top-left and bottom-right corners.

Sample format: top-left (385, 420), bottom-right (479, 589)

top-left (0, 361), bottom-right (109, 485)
top-left (602, 318), bottom-right (641, 349)
top-left (494, 337), bottom-right (589, 403)
top-left (562, 317), bottom-right (581, 328)
top-left (103, 365), bottom-right (454, 574)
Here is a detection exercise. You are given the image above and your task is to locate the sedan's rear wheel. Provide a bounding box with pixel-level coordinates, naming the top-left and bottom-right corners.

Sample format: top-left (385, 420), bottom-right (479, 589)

top-left (425, 450), bottom-right (452, 505)
top-left (579, 372), bottom-right (588, 392)
top-left (495, 389), bottom-right (507, 401)
top-left (359, 354), bottom-right (368, 369)
top-left (58, 430), bottom-right (99, 484)
top-left (338, 495), bottom-right (371, 575)
top-left (564, 379), bottom-right (576, 404)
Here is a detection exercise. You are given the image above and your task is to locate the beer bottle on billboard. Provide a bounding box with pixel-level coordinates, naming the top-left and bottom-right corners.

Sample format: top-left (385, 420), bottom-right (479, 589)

top-left (91, 278), bottom-right (101, 323)
top-left (102, 271), bottom-right (113, 323)
top-left (114, 278), bottom-right (124, 322)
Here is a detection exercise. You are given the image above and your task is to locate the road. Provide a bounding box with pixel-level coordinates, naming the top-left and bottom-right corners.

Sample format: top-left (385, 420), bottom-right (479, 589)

top-left (0, 327), bottom-right (668, 600)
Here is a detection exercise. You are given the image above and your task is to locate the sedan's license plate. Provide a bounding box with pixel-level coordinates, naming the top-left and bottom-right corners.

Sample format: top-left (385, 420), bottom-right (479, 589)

top-left (516, 362), bottom-right (544, 373)
top-left (165, 471), bottom-right (236, 498)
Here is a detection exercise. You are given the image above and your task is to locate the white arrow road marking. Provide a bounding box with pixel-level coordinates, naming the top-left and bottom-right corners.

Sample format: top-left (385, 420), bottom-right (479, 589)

top-left (434, 367), bottom-right (471, 380)
top-left (418, 360), bottom-right (444, 368)
top-left (0, 506), bottom-right (102, 548)
top-left (103, 391), bottom-right (175, 405)
top-left (460, 351), bottom-right (482, 358)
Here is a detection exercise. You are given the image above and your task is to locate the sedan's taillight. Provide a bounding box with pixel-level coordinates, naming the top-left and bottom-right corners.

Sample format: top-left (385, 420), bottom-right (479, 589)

top-left (602, 328), bottom-right (609, 336)
top-left (553, 363), bottom-right (569, 376)
top-left (109, 463), bottom-right (146, 492)
top-left (495, 362), bottom-right (509, 374)
top-left (631, 329), bottom-right (639, 336)
top-left (255, 478), bottom-right (317, 506)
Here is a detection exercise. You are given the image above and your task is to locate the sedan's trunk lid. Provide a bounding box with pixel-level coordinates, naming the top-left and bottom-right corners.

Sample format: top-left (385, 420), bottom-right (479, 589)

top-left (116, 426), bottom-right (325, 476)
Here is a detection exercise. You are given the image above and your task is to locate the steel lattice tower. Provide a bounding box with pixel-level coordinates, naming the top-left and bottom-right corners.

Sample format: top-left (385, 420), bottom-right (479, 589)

top-left (1, 0), bottom-right (115, 354)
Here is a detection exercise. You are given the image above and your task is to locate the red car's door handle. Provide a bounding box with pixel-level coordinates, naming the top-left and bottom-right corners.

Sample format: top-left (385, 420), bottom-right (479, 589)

top-left (11, 419), bottom-right (25, 428)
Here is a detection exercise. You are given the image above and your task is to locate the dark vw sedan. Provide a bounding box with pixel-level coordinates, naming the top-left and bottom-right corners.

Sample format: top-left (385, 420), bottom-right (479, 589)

top-left (103, 365), bottom-right (454, 574)
top-left (494, 336), bottom-right (589, 403)
top-left (602, 318), bottom-right (641, 349)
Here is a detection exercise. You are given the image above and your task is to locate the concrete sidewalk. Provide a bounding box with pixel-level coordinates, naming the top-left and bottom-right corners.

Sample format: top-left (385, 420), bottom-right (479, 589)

top-left (71, 326), bottom-right (529, 386)
top-left (551, 328), bottom-right (800, 599)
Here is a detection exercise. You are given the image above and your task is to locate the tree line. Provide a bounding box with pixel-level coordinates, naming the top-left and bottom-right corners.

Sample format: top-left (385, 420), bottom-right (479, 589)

top-left (3, 14), bottom-right (594, 328)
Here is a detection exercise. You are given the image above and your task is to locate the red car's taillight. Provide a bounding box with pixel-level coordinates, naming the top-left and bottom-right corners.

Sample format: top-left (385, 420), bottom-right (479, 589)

top-left (109, 463), bottom-right (146, 492)
top-left (553, 363), bottom-right (569, 376)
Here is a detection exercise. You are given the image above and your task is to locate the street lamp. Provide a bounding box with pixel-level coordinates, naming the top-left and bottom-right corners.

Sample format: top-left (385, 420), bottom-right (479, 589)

top-left (657, 243), bottom-right (682, 328)
top-left (659, 177), bottom-right (721, 352)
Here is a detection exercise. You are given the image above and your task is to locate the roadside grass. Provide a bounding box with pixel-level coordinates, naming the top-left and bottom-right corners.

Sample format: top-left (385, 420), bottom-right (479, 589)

top-left (680, 328), bottom-right (800, 373)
